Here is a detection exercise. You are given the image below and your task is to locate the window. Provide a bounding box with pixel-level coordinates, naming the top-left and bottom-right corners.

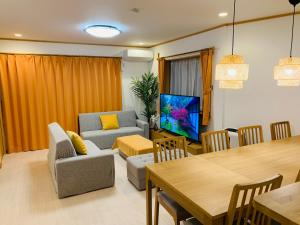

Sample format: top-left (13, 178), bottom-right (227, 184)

top-left (170, 57), bottom-right (203, 110)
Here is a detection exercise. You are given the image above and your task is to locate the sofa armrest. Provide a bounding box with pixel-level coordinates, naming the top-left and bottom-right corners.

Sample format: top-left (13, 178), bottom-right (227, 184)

top-left (55, 151), bottom-right (115, 198)
top-left (136, 119), bottom-right (149, 139)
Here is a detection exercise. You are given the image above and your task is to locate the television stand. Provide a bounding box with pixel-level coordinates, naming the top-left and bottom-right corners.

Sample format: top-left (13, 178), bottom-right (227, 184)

top-left (150, 129), bottom-right (203, 155)
top-left (157, 129), bottom-right (165, 133)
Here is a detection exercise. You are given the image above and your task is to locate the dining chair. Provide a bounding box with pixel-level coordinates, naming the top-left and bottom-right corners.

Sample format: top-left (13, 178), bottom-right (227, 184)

top-left (201, 130), bottom-right (231, 153)
top-left (238, 125), bottom-right (264, 147)
top-left (270, 121), bottom-right (291, 141)
top-left (227, 174), bottom-right (283, 225)
top-left (184, 174), bottom-right (283, 225)
top-left (153, 136), bottom-right (191, 225)
top-left (296, 169), bottom-right (300, 182)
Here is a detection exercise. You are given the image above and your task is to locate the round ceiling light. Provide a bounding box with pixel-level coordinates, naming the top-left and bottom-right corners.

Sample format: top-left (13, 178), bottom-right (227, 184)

top-left (84, 25), bottom-right (121, 38)
top-left (14, 33), bottom-right (23, 37)
top-left (218, 12), bottom-right (228, 17)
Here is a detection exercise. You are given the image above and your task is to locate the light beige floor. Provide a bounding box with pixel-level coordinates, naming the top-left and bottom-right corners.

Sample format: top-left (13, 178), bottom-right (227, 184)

top-left (0, 150), bottom-right (174, 225)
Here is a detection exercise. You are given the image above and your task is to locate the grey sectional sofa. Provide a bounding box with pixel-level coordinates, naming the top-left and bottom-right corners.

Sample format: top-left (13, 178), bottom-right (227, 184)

top-left (79, 110), bottom-right (149, 149)
top-left (48, 122), bottom-right (115, 198)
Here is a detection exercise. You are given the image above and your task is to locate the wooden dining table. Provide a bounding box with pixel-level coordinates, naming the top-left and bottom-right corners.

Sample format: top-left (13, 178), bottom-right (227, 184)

top-left (253, 182), bottom-right (300, 225)
top-left (146, 136), bottom-right (300, 225)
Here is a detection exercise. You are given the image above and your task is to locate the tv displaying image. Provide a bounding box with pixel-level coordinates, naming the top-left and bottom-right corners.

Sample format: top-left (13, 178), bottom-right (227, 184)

top-left (160, 94), bottom-right (200, 142)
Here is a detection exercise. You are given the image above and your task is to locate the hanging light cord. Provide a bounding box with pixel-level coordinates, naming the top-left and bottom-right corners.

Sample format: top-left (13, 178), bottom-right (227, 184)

top-left (231, 0), bottom-right (237, 55)
top-left (290, 5), bottom-right (296, 58)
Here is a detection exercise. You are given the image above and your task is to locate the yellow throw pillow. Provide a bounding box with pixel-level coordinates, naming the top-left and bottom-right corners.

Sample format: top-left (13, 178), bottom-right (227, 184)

top-left (67, 131), bottom-right (88, 155)
top-left (100, 114), bottom-right (119, 130)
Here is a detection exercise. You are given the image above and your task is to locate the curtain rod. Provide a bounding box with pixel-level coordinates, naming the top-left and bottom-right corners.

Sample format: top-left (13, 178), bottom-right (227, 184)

top-left (164, 52), bottom-right (200, 61)
top-left (158, 47), bottom-right (214, 60)
top-left (0, 52), bottom-right (122, 59)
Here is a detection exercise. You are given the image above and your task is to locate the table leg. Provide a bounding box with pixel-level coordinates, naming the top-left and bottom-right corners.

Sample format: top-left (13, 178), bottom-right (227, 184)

top-left (146, 169), bottom-right (152, 225)
top-left (212, 217), bottom-right (225, 225)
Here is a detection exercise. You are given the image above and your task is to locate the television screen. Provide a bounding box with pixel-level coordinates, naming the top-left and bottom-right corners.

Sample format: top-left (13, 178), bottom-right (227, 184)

top-left (160, 94), bottom-right (200, 141)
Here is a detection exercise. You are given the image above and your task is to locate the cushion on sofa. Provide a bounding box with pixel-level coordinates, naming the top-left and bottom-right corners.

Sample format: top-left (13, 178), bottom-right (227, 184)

top-left (67, 131), bottom-right (88, 155)
top-left (117, 111), bottom-right (136, 127)
top-left (100, 114), bottom-right (120, 130)
top-left (81, 127), bottom-right (144, 149)
top-left (79, 113), bottom-right (102, 132)
top-left (83, 140), bottom-right (100, 155)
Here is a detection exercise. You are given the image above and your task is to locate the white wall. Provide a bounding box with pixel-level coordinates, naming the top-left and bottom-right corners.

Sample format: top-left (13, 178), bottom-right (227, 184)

top-left (2, 15), bottom-right (300, 138)
top-left (0, 40), bottom-right (149, 117)
top-left (150, 27), bottom-right (230, 131)
top-left (121, 60), bottom-right (149, 119)
top-left (150, 15), bottom-right (300, 140)
top-left (0, 40), bottom-right (128, 56)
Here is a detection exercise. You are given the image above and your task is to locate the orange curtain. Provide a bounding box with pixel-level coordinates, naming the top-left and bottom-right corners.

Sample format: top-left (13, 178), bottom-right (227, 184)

top-left (0, 100), bottom-right (5, 167)
top-left (158, 58), bottom-right (170, 93)
top-left (0, 54), bottom-right (122, 153)
top-left (200, 49), bottom-right (214, 126)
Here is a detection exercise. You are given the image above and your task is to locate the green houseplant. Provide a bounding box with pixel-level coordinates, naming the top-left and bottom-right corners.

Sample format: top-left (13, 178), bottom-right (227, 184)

top-left (131, 72), bottom-right (159, 122)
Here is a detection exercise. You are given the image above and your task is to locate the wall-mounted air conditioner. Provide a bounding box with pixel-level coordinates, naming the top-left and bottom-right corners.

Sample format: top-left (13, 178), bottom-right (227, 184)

top-left (123, 49), bottom-right (153, 62)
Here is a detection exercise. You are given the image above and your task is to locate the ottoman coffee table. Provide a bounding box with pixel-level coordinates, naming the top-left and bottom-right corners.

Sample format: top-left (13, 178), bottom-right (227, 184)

top-left (127, 153), bottom-right (154, 190)
top-left (112, 134), bottom-right (153, 158)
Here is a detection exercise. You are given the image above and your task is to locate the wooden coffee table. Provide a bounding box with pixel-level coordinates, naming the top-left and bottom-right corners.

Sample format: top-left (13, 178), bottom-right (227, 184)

top-left (112, 135), bottom-right (153, 158)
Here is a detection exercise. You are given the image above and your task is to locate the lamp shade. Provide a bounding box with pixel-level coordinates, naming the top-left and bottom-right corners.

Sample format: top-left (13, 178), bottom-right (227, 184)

top-left (277, 79), bottom-right (300, 86)
top-left (219, 80), bottom-right (243, 89)
top-left (274, 57), bottom-right (300, 86)
top-left (216, 55), bottom-right (249, 89)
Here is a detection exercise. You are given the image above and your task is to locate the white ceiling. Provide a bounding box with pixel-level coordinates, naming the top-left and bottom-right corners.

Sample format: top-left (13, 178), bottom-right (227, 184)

top-left (0, 0), bottom-right (295, 47)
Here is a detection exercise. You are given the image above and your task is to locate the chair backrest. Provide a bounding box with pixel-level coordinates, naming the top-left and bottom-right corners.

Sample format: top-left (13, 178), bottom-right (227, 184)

top-left (251, 203), bottom-right (272, 225)
top-left (226, 174), bottom-right (283, 225)
top-left (238, 125), bottom-right (264, 147)
top-left (296, 170), bottom-right (300, 182)
top-left (153, 136), bottom-right (188, 163)
top-left (270, 121), bottom-right (291, 141)
top-left (201, 130), bottom-right (231, 153)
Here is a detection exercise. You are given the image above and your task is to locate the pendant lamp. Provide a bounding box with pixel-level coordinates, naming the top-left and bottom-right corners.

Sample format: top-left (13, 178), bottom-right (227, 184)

top-left (274, 0), bottom-right (300, 86)
top-left (216, 0), bottom-right (249, 89)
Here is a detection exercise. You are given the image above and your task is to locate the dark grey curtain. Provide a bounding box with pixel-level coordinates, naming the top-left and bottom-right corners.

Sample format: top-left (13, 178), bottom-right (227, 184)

top-left (170, 57), bottom-right (203, 110)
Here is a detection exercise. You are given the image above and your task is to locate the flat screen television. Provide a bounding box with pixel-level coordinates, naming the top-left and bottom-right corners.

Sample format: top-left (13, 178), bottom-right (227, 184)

top-left (160, 94), bottom-right (200, 142)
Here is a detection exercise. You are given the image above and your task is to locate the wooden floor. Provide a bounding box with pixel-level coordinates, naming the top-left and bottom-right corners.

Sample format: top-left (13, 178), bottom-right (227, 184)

top-left (0, 150), bottom-right (173, 225)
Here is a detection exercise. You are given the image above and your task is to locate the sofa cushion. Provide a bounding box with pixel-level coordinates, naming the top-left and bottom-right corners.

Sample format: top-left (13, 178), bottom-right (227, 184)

top-left (79, 113), bottom-right (102, 132)
top-left (84, 140), bottom-right (114, 157)
top-left (67, 131), bottom-right (88, 155)
top-left (100, 114), bottom-right (120, 130)
top-left (81, 127), bottom-right (144, 149)
top-left (117, 111), bottom-right (136, 127)
top-left (83, 140), bottom-right (101, 155)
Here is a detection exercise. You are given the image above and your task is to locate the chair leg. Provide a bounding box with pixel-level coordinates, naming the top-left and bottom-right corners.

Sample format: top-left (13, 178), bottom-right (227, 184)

top-left (175, 218), bottom-right (180, 225)
top-left (154, 188), bottom-right (160, 225)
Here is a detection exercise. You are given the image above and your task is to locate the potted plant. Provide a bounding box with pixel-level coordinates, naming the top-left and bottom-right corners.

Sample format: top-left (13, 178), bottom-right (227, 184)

top-left (131, 72), bottom-right (159, 122)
